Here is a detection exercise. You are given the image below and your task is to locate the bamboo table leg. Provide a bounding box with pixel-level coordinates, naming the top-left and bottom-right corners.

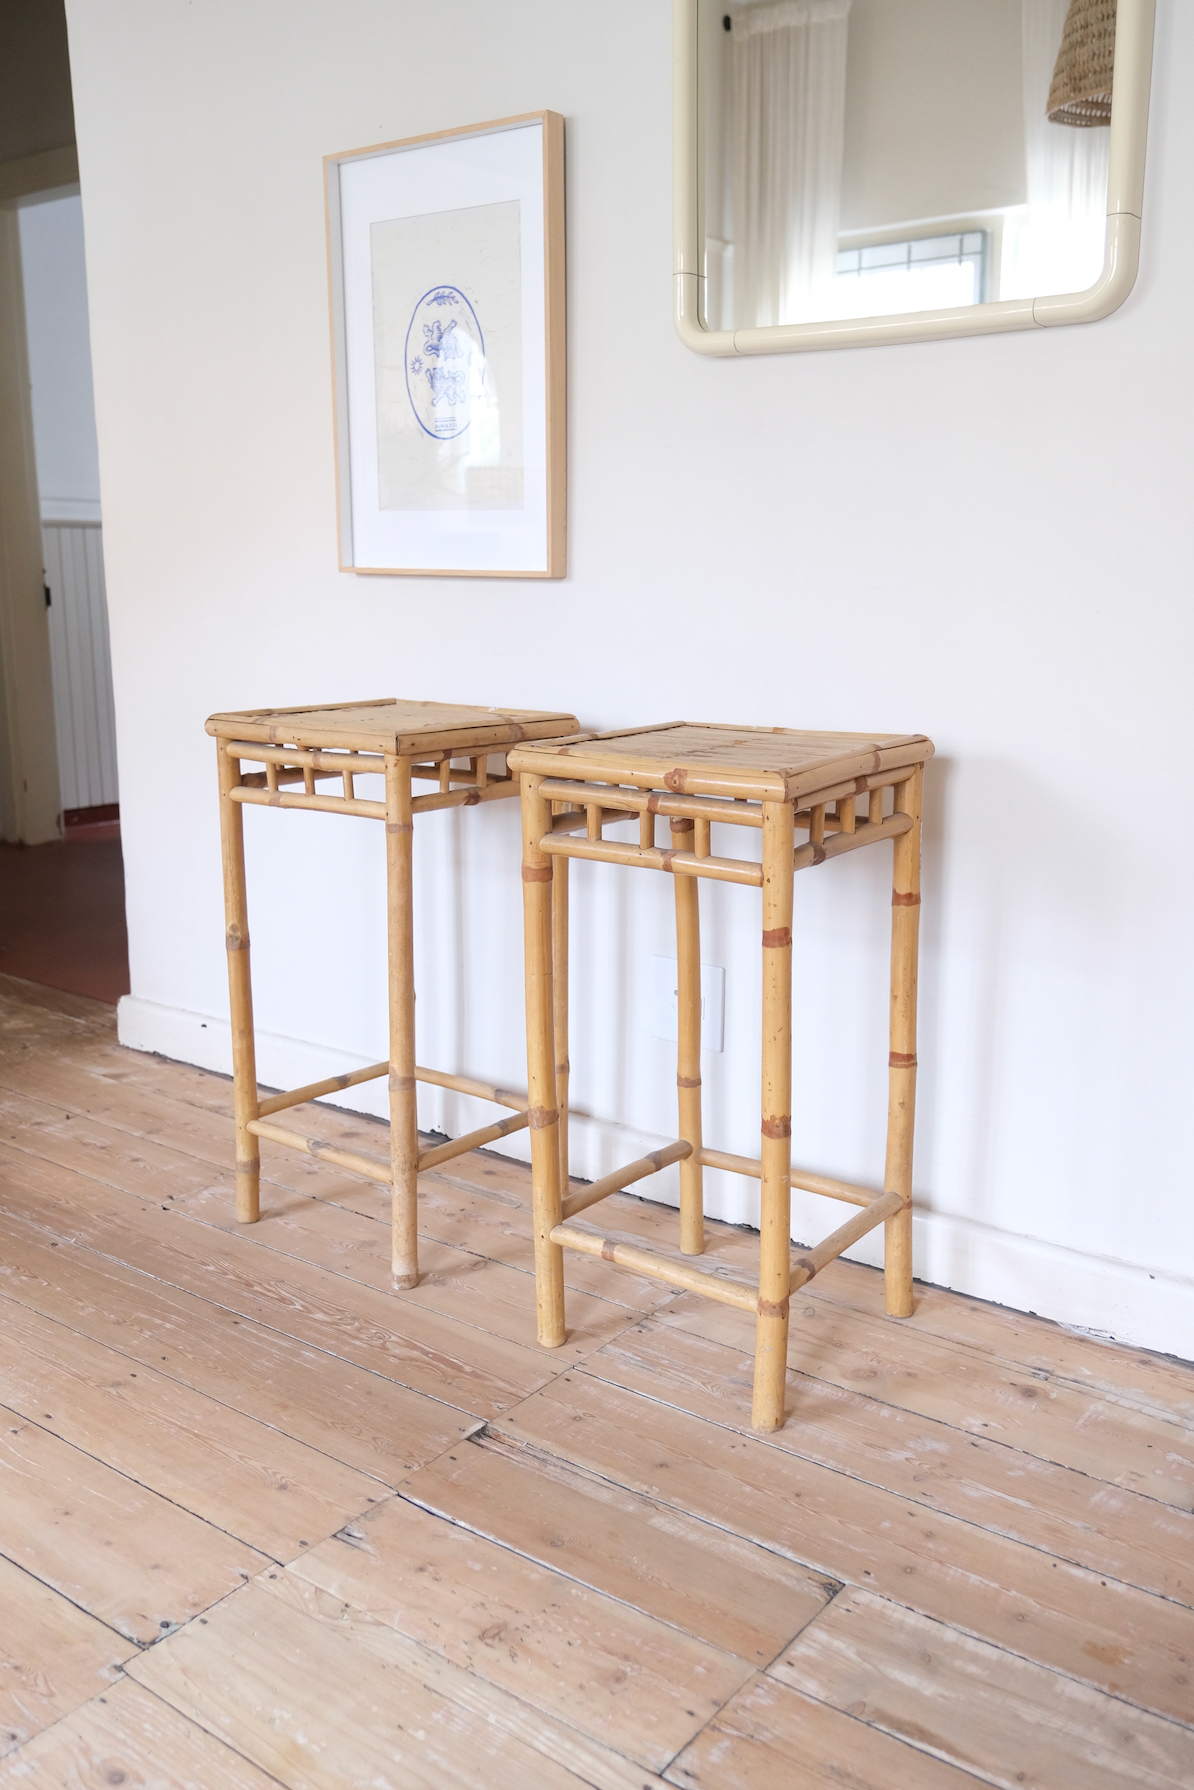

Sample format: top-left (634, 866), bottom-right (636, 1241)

top-left (552, 853), bottom-right (570, 1195)
top-left (522, 773), bottom-right (565, 1347)
top-left (752, 797), bottom-right (795, 1432)
top-left (386, 754), bottom-right (420, 1289)
top-left (884, 763), bottom-right (923, 1318)
top-left (672, 816), bottom-right (705, 1255)
top-left (217, 747), bottom-right (260, 1224)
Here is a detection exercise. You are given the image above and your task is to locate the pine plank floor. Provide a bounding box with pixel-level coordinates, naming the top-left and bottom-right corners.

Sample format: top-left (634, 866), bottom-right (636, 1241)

top-left (0, 973), bottom-right (1191, 1789)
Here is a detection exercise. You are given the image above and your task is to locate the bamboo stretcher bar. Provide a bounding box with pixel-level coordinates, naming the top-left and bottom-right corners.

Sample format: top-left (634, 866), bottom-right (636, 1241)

top-left (560, 1139), bottom-right (693, 1221)
top-left (242, 767), bottom-right (344, 791)
top-left (533, 756), bottom-right (778, 802)
top-left (696, 1146), bottom-right (874, 1208)
top-left (230, 787), bottom-right (388, 821)
top-left (550, 1223), bottom-right (759, 1312)
top-left (224, 741), bottom-right (381, 775)
top-left (246, 1117), bottom-right (391, 1185)
top-left (414, 1064), bottom-right (529, 1113)
top-left (417, 1108), bottom-right (531, 1172)
top-left (789, 1190), bottom-right (906, 1291)
top-left (793, 811), bottom-right (912, 871)
top-left (541, 834), bottom-right (764, 887)
top-left (537, 778), bottom-right (764, 829)
top-left (256, 1059), bottom-right (389, 1119)
top-left (411, 780), bottom-right (516, 816)
top-left (790, 767), bottom-right (903, 815)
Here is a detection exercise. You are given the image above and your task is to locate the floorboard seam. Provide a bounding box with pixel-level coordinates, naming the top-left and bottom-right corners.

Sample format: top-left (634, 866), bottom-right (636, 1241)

top-left (0, 1284), bottom-right (409, 1494)
top-left (581, 1325), bottom-right (1194, 1522)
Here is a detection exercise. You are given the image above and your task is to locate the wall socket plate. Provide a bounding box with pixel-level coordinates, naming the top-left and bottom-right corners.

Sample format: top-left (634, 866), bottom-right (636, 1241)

top-left (647, 955), bottom-right (725, 1052)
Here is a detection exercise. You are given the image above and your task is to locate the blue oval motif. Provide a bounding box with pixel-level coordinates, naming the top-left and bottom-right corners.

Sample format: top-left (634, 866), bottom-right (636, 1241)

top-left (404, 286), bottom-right (486, 442)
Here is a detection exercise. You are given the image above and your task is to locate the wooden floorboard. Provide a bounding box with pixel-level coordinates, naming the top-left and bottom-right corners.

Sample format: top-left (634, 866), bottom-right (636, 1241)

top-left (587, 1314), bottom-right (1194, 1602)
top-left (773, 1587), bottom-right (1194, 1790)
top-left (0, 1554), bottom-right (134, 1758)
top-left (0, 980), bottom-right (1191, 1787)
top-left (0, 1679), bottom-right (286, 1788)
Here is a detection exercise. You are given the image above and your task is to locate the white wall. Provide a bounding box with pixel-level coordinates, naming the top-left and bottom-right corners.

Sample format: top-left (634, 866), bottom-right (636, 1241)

top-left (65, 0), bottom-right (1194, 1358)
top-left (18, 192), bottom-right (101, 522)
top-left (841, 0), bottom-right (1026, 232)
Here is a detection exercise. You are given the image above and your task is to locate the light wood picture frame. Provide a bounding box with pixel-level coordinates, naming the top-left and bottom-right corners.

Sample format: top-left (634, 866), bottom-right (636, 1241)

top-left (326, 112), bottom-right (565, 578)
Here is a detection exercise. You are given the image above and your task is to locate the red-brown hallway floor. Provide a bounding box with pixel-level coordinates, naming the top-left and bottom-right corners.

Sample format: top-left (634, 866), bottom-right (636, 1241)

top-left (0, 822), bottom-right (130, 1004)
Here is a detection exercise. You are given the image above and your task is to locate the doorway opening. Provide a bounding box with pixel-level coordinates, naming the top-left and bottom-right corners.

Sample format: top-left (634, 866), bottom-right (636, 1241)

top-left (0, 2), bottom-right (128, 1004)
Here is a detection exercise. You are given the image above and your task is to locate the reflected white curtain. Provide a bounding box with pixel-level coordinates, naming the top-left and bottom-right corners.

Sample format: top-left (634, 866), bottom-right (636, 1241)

top-left (1002, 0), bottom-right (1110, 298)
top-left (730, 0), bottom-right (851, 328)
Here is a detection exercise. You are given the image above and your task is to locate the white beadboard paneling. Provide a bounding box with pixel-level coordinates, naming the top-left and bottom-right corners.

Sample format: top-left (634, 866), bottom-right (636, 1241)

top-left (43, 521), bottom-right (119, 812)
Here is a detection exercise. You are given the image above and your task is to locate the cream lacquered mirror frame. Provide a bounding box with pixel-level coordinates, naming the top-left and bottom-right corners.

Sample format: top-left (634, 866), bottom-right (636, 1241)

top-left (674, 0), bottom-right (1156, 356)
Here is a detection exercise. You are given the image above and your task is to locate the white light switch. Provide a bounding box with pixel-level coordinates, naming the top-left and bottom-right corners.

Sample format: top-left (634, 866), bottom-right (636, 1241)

top-left (647, 955), bottom-right (725, 1052)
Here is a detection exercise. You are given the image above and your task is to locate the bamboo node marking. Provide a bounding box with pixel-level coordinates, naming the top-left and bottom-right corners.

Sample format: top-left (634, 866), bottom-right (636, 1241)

top-left (670, 817), bottom-right (694, 836)
top-left (555, 1059), bottom-right (570, 1075)
top-left (761, 1116), bottom-right (791, 1140)
top-left (463, 790), bottom-right (480, 805)
top-left (529, 1105), bottom-right (559, 1130)
top-left (601, 1239), bottom-right (618, 1262)
top-left (791, 1253), bottom-right (817, 1279)
top-left (389, 1073), bottom-right (416, 1092)
top-left (889, 1051), bottom-right (918, 1068)
top-left (225, 930), bottom-right (249, 951)
top-left (647, 793), bottom-right (661, 812)
top-left (386, 821), bottom-right (414, 835)
top-left (854, 775), bottom-right (869, 793)
top-left (658, 850), bottom-right (678, 873)
top-left (761, 926), bottom-right (791, 949)
top-left (664, 768), bottom-right (688, 792)
top-left (757, 1295), bottom-right (790, 1318)
top-left (810, 843), bottom-right (826, 865)
top-left (236, 1157), bottom-right (260, 1175)
top-left (677, 1074), bottom-right (702, 1089)
top-left (892, 890), bottom-right (920, 907)
top-left (522, 864), bottom-right (553, 883)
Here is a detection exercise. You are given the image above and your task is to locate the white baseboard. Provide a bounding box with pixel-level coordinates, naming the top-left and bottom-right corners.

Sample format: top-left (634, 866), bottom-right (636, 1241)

top-left (117, 994), bottom-right (1194, 1363)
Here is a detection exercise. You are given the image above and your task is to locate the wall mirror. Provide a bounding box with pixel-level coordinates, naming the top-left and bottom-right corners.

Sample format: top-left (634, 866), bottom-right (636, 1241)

top-left (674, 0), bottom-right (1155, 355)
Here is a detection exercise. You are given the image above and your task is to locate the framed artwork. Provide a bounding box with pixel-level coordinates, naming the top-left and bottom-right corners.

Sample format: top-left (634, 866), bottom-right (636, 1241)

top-left (325, 112), bottom-right (565, 578)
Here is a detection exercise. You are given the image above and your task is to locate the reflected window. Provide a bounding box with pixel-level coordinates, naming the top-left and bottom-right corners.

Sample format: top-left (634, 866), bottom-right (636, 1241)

top-left (834, 230), bottom-right (990, 318)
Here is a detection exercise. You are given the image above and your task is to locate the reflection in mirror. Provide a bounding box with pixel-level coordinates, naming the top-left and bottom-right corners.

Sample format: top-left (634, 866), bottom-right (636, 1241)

top-left (702, 0), bottom-right (1116, 331)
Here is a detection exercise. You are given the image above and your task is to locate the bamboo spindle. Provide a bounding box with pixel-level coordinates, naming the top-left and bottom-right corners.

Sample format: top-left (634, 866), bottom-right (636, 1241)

top-left (521, 774), bottom-right (566, 1346)
top-left (869, 786), bottom-right (884, 826)
top-left (671, 816), bottom-right (705, 1255)
top-left (552, 851), bottom-right (570, 1193)
top-left (385, 755), bottom-right (420, 1289)
top-left (218, 748), bottom-right (261, 1223)
top-left (753, 797), bottom-right (795, 1432)
top-left (884, 765), bottom-right (923, 1318)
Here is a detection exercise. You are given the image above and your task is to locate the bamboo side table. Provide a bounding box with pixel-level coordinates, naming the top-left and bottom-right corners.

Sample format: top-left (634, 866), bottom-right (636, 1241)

top-left (508, 722), bottom-right (934, 1432)
top-left (206, 698), bottom-right (579, 1288)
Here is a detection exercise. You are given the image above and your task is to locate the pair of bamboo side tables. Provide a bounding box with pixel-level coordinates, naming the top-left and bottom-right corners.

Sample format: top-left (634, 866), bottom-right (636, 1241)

top-left (208, 700), bottom-right (932, 1432)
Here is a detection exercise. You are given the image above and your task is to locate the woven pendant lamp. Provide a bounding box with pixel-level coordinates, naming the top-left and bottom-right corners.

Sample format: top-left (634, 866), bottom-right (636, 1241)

top-left (1047, 0), bottom-right (1116, 126)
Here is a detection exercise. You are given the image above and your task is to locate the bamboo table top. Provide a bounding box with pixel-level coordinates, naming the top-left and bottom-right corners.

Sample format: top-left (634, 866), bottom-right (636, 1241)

top-left (205, 699), bottom-right (581, 758)
top-left (508, 721), bottom-right (934, 803)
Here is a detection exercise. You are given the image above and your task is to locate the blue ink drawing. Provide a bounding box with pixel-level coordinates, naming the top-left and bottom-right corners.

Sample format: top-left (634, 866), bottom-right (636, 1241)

top-left (422, 318), bottom-right (461, 361)
top-left (404, 285), bottom-right (485, 441)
